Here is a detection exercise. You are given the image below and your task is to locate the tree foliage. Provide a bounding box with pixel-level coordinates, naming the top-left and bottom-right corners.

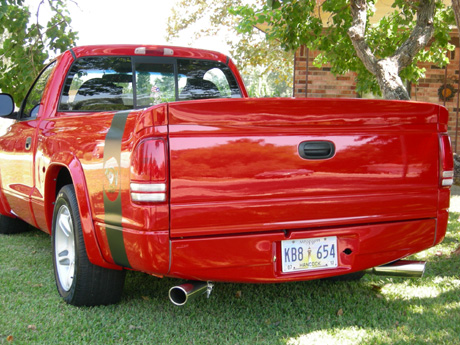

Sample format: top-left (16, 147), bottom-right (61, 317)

top-left (0, 0), bottom-right (78, 105)
top-left (233, 0), bottom-right (454, 99)
top-left (166, 0), bottom-right (293, 97)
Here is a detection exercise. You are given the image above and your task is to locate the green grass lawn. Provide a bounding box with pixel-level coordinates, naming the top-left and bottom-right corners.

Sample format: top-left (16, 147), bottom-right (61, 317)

top-left (1, 209), bottom-right (460, 344)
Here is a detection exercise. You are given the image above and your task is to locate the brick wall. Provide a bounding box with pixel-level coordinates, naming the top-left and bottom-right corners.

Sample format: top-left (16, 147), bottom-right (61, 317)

top-left (294, 45), bottom-right (358, 98)
top-left (293, 30), bottom-right (460, 152)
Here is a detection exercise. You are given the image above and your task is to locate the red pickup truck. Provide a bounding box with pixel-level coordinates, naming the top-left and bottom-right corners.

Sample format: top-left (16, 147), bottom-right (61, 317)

top-left (0, 45), bottom-right (454, 306)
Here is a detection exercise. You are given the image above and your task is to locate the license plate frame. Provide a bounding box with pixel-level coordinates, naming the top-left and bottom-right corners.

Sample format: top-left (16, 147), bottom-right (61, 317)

top-left (281, 236), bottom-right (338, 273)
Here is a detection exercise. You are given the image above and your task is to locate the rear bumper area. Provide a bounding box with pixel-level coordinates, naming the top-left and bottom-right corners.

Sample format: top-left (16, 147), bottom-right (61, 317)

top-left (167, 218), bottom-right (437, 282)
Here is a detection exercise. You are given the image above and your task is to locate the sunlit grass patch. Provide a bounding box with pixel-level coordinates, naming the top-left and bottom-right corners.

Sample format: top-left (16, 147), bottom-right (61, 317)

top-left (287, 328), bottom-right (370, 345)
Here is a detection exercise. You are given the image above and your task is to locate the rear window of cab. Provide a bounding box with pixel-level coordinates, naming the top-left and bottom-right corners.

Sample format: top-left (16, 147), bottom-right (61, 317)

top-left (59, 56), bottom-right (242, 112)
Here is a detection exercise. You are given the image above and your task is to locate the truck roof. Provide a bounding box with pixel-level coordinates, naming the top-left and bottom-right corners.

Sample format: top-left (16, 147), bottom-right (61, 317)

top-left (69, 45), bottom-right (230, 64)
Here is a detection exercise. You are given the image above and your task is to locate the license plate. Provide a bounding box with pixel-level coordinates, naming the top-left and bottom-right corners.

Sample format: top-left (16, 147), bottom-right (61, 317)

top-left (281, 236), bottom-right (338, 273)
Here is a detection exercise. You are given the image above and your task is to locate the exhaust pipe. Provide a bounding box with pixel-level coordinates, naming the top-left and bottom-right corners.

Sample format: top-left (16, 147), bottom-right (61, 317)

top-left (365, 260), bottom-right (426, 278)
top-left (169, 281), bottom-right (214, 306)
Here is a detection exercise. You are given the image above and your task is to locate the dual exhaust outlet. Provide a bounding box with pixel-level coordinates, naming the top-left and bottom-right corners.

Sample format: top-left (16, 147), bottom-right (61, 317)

top-left (168, 260), bottom-right (426, 305)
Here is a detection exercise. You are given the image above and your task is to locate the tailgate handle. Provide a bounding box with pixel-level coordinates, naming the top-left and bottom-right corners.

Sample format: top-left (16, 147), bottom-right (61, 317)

top-left (299, 141), bottom-right (335, 160)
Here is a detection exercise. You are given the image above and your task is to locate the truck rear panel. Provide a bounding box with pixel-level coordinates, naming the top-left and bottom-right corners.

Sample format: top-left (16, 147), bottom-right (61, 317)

top-left (162, 98), bottom-right (449, 281)
top-left (168, 98), bottom-right (440, 237)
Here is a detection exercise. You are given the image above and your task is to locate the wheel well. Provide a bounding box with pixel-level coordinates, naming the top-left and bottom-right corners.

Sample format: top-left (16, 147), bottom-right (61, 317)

top-left (55, 169), bottom-right (73, 197)
top-left (45, 166), bottom-right (74, 233)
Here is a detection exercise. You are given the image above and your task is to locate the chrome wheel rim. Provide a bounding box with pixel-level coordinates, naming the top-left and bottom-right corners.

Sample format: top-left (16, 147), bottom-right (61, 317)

top-left (54, 205), bottom-right (75, 292)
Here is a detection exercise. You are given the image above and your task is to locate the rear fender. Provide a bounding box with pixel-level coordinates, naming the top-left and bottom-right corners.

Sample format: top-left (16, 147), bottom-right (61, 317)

top-left (46, 153), bottom-right (121, 270)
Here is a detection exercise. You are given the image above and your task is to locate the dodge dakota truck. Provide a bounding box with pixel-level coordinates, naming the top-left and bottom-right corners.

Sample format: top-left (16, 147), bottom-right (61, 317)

top-left (0, 45), bottom-right (454, 306)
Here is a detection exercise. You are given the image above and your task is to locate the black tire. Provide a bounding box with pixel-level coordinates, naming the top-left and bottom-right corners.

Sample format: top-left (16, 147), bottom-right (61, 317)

top-left (0, 214), bottom-right (31, 234)
top-left (52, 185), bottom-right (126, 306)
top-left (323, 271), bottom-right (365, 282)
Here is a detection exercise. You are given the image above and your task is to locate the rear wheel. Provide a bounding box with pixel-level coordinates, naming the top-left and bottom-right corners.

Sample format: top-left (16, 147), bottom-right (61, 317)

top-left (0, 214), bottom-right (31, 234)
top-left (52, 185), bottom-right (126, 306)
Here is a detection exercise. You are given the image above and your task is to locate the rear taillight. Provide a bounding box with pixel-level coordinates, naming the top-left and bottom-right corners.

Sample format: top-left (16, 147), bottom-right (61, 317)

top-left (439, 134), bottom-right (454, 187)
top-left (130, 138), bottom-right (167, 202)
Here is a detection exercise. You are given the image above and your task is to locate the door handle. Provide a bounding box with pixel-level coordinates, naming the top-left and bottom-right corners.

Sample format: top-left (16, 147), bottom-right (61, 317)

top-left (299, 141), bottom-right (335, 160)
top-left (25, 137), bottom-right (32, 151)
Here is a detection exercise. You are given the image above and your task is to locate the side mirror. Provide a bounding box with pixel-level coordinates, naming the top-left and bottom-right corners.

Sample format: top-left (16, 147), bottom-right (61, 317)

top-left (0, 93), bottom-right (14, 117)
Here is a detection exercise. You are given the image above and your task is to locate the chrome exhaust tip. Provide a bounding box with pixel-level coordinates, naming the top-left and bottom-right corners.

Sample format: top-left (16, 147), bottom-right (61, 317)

top-left (169, 281), bottom-right (214, 306)
top-left (365, 260), bottom-right (426, 278)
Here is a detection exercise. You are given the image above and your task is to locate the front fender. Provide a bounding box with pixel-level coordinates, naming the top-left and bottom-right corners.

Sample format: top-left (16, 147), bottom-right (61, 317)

top-left (46, 153), bottom-right (122, 270)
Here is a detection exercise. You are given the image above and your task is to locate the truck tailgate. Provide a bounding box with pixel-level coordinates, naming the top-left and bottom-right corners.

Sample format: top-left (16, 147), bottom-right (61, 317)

top-left (168, 98), bottom-right (440, 238)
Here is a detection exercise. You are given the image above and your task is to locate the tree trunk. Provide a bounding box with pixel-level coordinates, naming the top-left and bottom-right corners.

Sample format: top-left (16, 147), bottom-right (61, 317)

top-left (374, 59), bottom-right (410, 100)
top-left (453, 0), bottom-right (460, 30)
top-left (348, 0), bottom-right (435, 100)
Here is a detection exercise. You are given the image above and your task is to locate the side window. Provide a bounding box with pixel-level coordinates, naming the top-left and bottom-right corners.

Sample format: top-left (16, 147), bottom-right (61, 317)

top-left (21, 61), bottom-right (56, 119)
top-left (134, 62), bottom-right (175, 107)
top-left (178, 59), bottom-right (242, 101)
top-left (59, 57), bottom-right (133, 112)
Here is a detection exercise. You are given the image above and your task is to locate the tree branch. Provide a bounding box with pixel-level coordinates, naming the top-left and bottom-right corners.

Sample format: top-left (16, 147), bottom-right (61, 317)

top-left (35, 0), bottom-right (46, 47)
top-left (47, 0), bottom-right (72, 27)
top-left (347, 0), bottom-right (377, 75)
top-left (393, 0), bottom-right (435, 71)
